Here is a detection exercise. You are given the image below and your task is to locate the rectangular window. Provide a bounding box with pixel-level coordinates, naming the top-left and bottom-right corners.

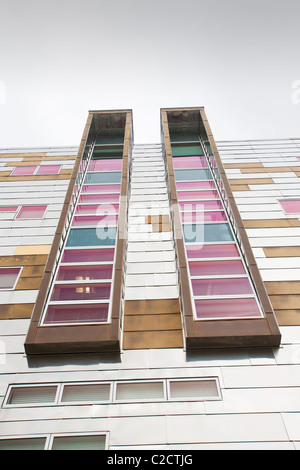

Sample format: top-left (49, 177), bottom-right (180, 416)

top-left (84, 171), bottom-right (122, 184)
top-left (181, 211), bottom-right (227, 223)
top-left (51, 435), bottom-right (106, 450)
top-left (11, 166), bottom-right (37, 176)
top-left (61, 248), bottom-right (115, 263)
top-left (176, 181), bottom-right (216, 190)
top-left (188, 260), bottom-right (246, 276)
top-left (88, 159), bottom-right (123, 172)
top-left (56, 265), bottom-right (113, 281)
top-left (36, 165), bottom-right (61, 175)
top-left (177, 190), bottom-right (219, 200)
top-left (0, 206), bottom-right (19, 212)
top-left (185, 244), bottom-right (240, 259)
top-left (171, 144), bottom-right (204, 157)
top-left (183, 223), bottom-right (234, 243)
top-left (173, 155), bottom-right (208, 169)
top-left (6, 385), bottom-right (58, 405)
top-left (79, 193), bottom-right (120, 204)
top-left (279, 199), bottom-right (300, 214)
top-left (72, 215), bottom-right (118, 227)
top-left (191, 278), bottom-right (253, 296)
top-left (66, 227), bottom-right (117, 247)
top-left (179, 200), bottom-right (223, 211)
top-left (16, 205), bottom-right (47, 219)
top-left (0, 267), bottom-right (22, 289)
top-left (174, 168), bottom-right (213, 181)
top-left (61, 383), bottom-right (111, 403)
top-left (168, 379), bottom-right (220, 400)
top-left (0, 438), bottom-right (46, 450)
top-left (81, 184), bottom-right (121, 193)
top-left (50, 283), bottom-right (111, 302)
top-left (194, 298), bottom-right (262, 319)
top-left (43, 303), bottom-right (109, 324)
top-left (115, 381), bottom-right (165, 401)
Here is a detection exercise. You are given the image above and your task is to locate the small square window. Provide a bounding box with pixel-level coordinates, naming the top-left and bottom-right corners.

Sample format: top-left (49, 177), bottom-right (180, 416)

top-left (6, 385), bottom-right (58, 405)
top-left (11, 166), bottom-right (37, 176)
top-left (16, 205), bottom-right (47, 219)
top-left (0, 206), bottom-right (19, 212)
top-left (279, 199), bottom-right (300, 214)
top-left (36, 165), bottom-right (61, 175)
top-left (0, 267), bottom-right (22, 289)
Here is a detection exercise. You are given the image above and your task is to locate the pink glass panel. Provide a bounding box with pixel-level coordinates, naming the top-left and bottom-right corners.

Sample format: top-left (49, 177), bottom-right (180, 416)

top-left (186, 244), bottom-right (239, 259)
top-left (179, 200), bottom-right (223, 211)
top-left (194, 298), bottom-right (261, 319)
top-left (61, 248), bottom-right (115, 263)
top-left (88, 159), bottom-right (123, 172)
top-left (81, 184), bottom-right (121, 194)
top-left (50, 283), bottom-right (111, 301)
top-left (279, 199), bottom-right (300, 214)
top-left (181, 211), bottom-right (227, 223)
top-left (0, 267), bottom-right (21, 289)
top-left (16, 205), bottom-right (47, 219)
top-left (188, 260), bottom-right (246, 276)
top-left (36, 165), bottom-right (61, 175)
top-left (0, 206), bottom-right (19, 212)
top-left (43, 304), bottom-right (109, 324)
top-left (192, 278), bottom-right (253, 296)
top-left (72, 215), bottom-right (118, 227)
top-left (176, 181), bottom-right (216, 190)
top-left (173, 156), bottom-right (208, 169)
top-left (12, 166), bottom-right (36, 175)
top-left (75, 204), bottom-right (119, 216)
top-left (57, 265), bottom-right (113, 281)
top-left (177, 190), bottom-right (219, 200)
top-left (79, 193), bottom-right (120, 204)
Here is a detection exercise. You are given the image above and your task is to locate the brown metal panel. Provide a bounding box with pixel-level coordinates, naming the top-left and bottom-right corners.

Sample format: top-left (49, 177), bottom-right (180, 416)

top-left (265, 281), bottom-right (300, 295)
top-left (15, 277), bottom-right (43, 290)
top-left (0, 304), bottom-right (34, 320)
top-left (122, 330), bottom-right (183, 350)
top-left (0, 255), bottom-right (48, 267)
top-left (124, 314), bottom-right (182, 331)
top-left (274, 309), bottom-right (300, 325)
top-left (124, 299), bottom-right (181, 315)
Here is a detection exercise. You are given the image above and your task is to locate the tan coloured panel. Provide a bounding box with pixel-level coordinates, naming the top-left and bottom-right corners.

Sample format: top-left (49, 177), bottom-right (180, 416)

top-left (124, 314), bottom-right (182, 331)
top-left (0, 304), bottom-right (34, 319)
top-left (263, 246), bottom-right (300, 258)
top-left (124, 299), bottom-right (181, 315)
top-left (269, 294), bottom-right (300, 309)
top-left (14, 245), bottom-right (52, 255)
top-left (122, 330), bottom-right (184, 349)
top-left (224, 163), bottom-right (264, 169)
top-left (228, 178), bottom-right (274, 185)
top-left (244, 219), bottom-right (300, 228)
top-left (15, 277), bottom-right (42, 290)
top-left (230, 184), bottom-right (250, 191)
top-left (265, 281), bottom-right (300, 295)
top-left (0, 254), bottom-right (48, 267)
top-left (240, 167), bottom-right (296, 173)
top-left (274, 309), bottom-right (300, 325)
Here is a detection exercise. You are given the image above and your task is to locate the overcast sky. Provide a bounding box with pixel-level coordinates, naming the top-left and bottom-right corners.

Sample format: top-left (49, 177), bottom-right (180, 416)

top-left (0, 0), bottom-right (300, 148)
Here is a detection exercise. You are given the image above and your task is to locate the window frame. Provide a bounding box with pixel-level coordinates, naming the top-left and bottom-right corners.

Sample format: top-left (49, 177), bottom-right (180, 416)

top-left (167, 377), bottom-right (222, 402)
top-left (0, 266), bottom-right (23, 291)
top-left (15, 205), bottom-right (47, 220)
top-left (11, 165), bottom-right (61, 177)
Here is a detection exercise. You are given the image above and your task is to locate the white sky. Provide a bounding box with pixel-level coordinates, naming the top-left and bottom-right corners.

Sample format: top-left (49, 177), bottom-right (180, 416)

top-left (0, 0), bottom-right (300, 147)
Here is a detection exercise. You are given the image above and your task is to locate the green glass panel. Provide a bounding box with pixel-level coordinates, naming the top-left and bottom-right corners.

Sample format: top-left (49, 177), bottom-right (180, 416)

top-left (92, 146), bottom-right (123, 158)
top-left (51, 435), bottom-right (106, 450)
top-left (66, 228), bottom-right (117, 247)
top-left (84, 172), bottom-right (122, 184)
top-left (170, 133), bottom-right (199, 143)
top-left (174, 169), bottom-right (213, 181)
top-left (0, 438), bottom-right (46, 450)
top-left (183, 223), bottom-right (234, 243)
top-left (171, 144), bottom-right (204, 157)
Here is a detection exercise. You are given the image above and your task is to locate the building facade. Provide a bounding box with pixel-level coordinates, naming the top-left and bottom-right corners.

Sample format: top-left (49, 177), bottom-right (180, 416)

top-left (0, 108), bottom-right (300, 449)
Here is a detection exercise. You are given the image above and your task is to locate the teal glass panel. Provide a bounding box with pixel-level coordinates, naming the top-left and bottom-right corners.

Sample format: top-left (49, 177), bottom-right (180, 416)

top-left (171, 144), bottom-right (204, 157)
top-left (51, 435), bottom-right (106, 450)
top-left (170, 133), bottom-right (199, 143)
top-left (66, 228), bottom-right (117, 247)
top-left (183, 223), bottom-right (234, 243)
top-left (92, 146), bottom-right (123, 158)
top-left (84, 172), bottom-right (122, 184)
top-left (0, 438), bottom-right (46, 450)
top-left (174, 169), bottom-right (213, 181)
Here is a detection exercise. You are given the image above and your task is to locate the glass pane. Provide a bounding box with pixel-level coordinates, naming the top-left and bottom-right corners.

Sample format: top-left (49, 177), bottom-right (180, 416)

top-left (176, 181), bottom-right (216, 190)
top-left (36, 165), bottom-right (61, 175)
top-left (16, 205), bottom-right (47, 219)
top-left (181, 211), bottom-right (227, 223)
top-left (75, 204), bottom-right (119, 216)
top-left (185, 244), bottom-right (239, 259)
top-left (88, 159), bottom-right (123, 172)
top-left (0, 438), bottom-right (46, 450)
top-left (179, 200), bottom-right (223, 211)
top-left (183, 223), bottom-right (234, 243)
top-left (61, 384), bottom-right (110, 402)
top-left (56, 265), bottom-right (113, 281)
top-left (84, 172), bottom-right (122, 184)
top-left (11, 166), bottom-right (36, 176)
top-left (79, 193), bottom-right (120, 203)
top-left (50, 283), bottom-right (111, 301)
top-left (0, 267), bottom-right (21, 289)
top-left (173, 156), bottom-right (208, 169)
top-left (0, 206), bottom-right (19, 212)
top-left (194, 298), bottom-right (262, 319)
top-left (170, 132), bottom-right (199, 142)
top-left (7, 386), bottom-right (57, 405)
top-left (279, 199), bottom-right (300, 214)
top-left (174, 169), bottom-right (213, 181)
top-left (61, 248), bottom-right (115, 263)
top-left (72, 215), bottom-right (118, 227)
top-left (66, 228), bottom-right (117, 247)
top-left (191, 278), bottom-right (253, 296)
top-left (188, 260), bottom-right (246, 276)
top-left (116, 382), bottom-right (165, 400)
top-left (43, 304), bottom-right (109, 323)
top-left (169, 380), bottom-right (219, 399)
top-left (177, 190), bottom-right (219, 200)
top-left (81, 184), bottom-right (121, 193)
top-left (171, 144), bottom-right (204, 156)
top-left (52, 435), bottom-right (106, 450)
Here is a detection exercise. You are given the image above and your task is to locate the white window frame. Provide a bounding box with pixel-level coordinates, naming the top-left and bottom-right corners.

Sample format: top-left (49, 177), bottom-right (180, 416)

top-left (3, 383), bottom-right (61, 407)
top-left (167, 377), bottom-right (222, 402)
top-left (114, 379), bottom-right (167, 403)
top-left (58, 381), bottom-right (113, 404)
top-left (0, 266), bottom-right (23, 291)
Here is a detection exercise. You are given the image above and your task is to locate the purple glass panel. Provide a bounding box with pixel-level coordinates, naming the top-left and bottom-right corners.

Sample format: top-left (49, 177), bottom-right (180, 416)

top-left (50, 283), bottom-right (111, 301)
top-left (0, 206), bottom-right (19, 212)
top-left (16, 205), bottom-right (47, 219)
top-left (176, 181), bottom-right (216, 191)
top-left (36, 165), bottom-right (61, 175)
top-left (192, 278), bottom-right (253, 296)
top-left (279, 199), bottom-right (300, 214)
top-left (173, 156), bottom-right (208, 169)
top-left (181, 211), bottom-right (227, 223)
top-left (177, 190), bottom-right (219, 201)
top-left (56, 265), bottom-right (113, 281)
top-left (75, 204), bottom-right (119, 216)
top-left (44, 304), bottom-right (109, 324)
top-left (188, 260), bottom-right (246, 276)
top-left (194, 298), bottom-right (261, 319)
top-left (61, 248), bottom-right (115, 263)
top-left (81, 184), bottom-right (121, 194)
top-left (11, 166), bottom-right (36, 176)
top-left (186, 244), bottom-right (239, 259)
top-left (0, 267), bottom-right (21, 289)
top-left (72, 215), bottom-right (118, 227)
top-left (179, 200), bottom-right (223, 211)
top-left (79, 193), bottom-right (120, 203)
top-left (88, 159), bottom-right (123, 172)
